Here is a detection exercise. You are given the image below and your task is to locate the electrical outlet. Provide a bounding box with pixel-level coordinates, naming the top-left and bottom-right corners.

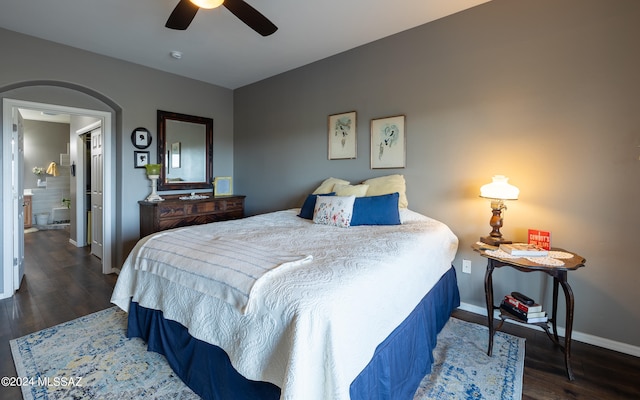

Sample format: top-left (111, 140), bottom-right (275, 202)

top-left (462, 259), bottom-right (472, 274)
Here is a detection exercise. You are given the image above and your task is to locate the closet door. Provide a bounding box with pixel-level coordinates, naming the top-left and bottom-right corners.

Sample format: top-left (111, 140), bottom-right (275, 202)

top-left (90, 127), bottom-right (103, 259)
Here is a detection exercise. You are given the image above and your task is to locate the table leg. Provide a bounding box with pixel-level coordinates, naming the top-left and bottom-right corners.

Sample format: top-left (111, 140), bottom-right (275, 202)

top-left (484, 261), bottom-right (495, 356)
top-left (552, 278), bottom-right (559, 343)
top-left (558, 271), bottom-right (576, 381)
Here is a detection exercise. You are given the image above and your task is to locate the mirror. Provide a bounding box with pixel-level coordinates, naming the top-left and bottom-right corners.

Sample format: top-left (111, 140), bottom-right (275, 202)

top-left (157, 110), bottom-right (213, 191)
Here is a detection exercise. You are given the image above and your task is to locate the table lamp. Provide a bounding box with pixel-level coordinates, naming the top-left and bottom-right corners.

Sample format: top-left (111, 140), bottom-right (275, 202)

top-left (479, 175), bottom-right (519, 246)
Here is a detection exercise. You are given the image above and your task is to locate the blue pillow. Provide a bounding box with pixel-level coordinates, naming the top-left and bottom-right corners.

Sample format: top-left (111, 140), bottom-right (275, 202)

top-left (298, 192), bottom-right (335, 219)
top-left (350, 193), bottom-right (401, 226)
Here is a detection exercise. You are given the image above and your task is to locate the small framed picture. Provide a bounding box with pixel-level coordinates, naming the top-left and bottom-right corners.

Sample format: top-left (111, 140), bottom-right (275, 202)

top-left (134, 151), bottom-right (150, 168)
top-left (328, 111), bottom-right (357, 159)
top-left (370, 115), bottom-right (406, 169)
top-left (131, 127), bottom-right (152, 149)
top-left (213, 176), bottom-right (233, 196)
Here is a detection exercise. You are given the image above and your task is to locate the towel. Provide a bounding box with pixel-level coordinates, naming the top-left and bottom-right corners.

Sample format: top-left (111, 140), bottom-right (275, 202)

top-left (46, 162), bottom-right (58, 176)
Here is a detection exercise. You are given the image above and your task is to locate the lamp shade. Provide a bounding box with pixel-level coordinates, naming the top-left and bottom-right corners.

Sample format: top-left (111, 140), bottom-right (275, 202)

top-left (190, 0), bottom-right (224, 8)
top-left (480, 175), bottom-right (519, 200)
top-left (144, 164), bottom-right (162, 176)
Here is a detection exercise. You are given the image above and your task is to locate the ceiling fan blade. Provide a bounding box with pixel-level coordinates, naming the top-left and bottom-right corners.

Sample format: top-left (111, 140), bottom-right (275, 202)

top-left (223, 0), bottom-right (278, 36)
top-left (166, 0), bottom-right (200, 30)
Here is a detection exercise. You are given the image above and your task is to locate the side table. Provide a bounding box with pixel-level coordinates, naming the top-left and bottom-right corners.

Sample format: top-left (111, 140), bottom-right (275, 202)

top-left (472, 243), bottom-right (586, 381)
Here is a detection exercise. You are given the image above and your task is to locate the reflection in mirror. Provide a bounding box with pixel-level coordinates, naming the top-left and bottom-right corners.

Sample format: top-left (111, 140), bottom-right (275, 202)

top-left (157, 110), bottom-right (213, 191)
top-left (166, 119), bottom-right (205, 182)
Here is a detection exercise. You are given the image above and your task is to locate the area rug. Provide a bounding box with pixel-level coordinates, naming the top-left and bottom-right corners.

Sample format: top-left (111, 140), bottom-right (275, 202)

top-left (415, 317), bottom-right (525, 400)
top-left (10, 307), bottom-right (524, 400)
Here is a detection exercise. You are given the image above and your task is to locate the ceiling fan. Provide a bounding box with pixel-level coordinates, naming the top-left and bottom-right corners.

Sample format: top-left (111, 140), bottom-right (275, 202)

top-left (166, 0), bottom-right (278, 37)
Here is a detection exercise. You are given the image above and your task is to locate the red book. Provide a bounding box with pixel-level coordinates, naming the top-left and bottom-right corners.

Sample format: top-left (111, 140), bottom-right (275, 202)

top-left (528, 229), bottom-right (551, 251)
top-left (504, 294), bottom-right (543, 313)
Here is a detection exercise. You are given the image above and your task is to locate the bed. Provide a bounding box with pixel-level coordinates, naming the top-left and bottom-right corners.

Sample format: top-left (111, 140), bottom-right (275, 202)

top-left (111, 183), bottom-right (460, 400)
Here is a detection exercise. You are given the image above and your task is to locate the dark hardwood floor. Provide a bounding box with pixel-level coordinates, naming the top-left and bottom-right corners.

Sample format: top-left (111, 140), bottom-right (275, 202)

top-left (0, 228), bottom-right (117, 400)
top-left (1, 229), bottom-right (639, 399)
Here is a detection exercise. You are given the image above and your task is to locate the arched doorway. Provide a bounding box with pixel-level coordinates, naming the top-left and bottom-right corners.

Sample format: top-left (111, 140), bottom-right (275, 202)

top-left (1, 82), bottom-right (120, 299)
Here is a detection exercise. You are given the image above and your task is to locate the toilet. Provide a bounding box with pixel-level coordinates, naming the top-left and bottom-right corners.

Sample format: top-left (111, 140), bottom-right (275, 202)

top-left (35, 213), bottom-right (49, 226)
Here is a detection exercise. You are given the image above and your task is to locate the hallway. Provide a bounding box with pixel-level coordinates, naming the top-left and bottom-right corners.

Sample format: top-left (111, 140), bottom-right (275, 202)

top-left (0, 229), bottom-right (117, 400)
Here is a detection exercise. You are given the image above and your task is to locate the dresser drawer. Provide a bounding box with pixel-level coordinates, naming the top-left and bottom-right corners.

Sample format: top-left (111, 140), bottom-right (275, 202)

top-left (188, 201), bottom-right (217, 215)
top-left (139, 195), bottom-right (245, 237)
top-left (158, 204), bottom-right (187, 218)
top-left (223, 198), bottom-right (244, 211)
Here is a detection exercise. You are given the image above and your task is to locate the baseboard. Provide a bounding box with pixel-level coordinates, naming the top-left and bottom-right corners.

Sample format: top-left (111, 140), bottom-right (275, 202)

top-left (458, 302), bottom-right (640, 358)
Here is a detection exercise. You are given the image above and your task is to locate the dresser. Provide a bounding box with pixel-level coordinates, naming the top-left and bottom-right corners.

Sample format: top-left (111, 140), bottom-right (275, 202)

top-left (139, 194), bottom-right (245, 238)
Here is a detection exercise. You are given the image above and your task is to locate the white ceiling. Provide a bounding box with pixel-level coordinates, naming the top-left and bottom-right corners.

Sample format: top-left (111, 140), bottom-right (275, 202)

top-left (18, 109), bottom-right (71, 124)
top-left (0, 0), bottom-right (490, 90)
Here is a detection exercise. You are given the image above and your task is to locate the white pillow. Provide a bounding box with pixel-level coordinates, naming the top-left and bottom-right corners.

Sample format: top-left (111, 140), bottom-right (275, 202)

top-left (333, 183), bottom-right (369, 197)
top-left (362, 174), bottom-right (408, 208)
top-left (312, 177), bottom-right (351, 194)
top-left (313, 195), bottom-right (355, 228)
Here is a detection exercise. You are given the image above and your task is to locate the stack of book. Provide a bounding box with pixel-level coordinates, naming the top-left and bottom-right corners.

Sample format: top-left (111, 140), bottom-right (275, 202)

top-left (500, 294), bottom-right (548, 323)
top-left (499, 243), bottom-right (549, 257)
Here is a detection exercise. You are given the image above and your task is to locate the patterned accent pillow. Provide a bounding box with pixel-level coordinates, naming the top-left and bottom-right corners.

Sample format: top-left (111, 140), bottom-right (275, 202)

top-left (313, 195), bottom-right (356, 228)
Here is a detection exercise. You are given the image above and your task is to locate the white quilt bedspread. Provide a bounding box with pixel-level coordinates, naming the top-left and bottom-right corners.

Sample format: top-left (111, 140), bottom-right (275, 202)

top-left (111, 209), bottom-right (458, 400)
top-left (131, 231), bottom-right (313, 314)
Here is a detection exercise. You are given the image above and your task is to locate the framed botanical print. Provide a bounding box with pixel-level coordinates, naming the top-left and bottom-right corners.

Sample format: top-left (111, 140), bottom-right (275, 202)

top-left (328, 111), bottom-right (357, 159)
top-left (370, 115), bottom-right (405, 169)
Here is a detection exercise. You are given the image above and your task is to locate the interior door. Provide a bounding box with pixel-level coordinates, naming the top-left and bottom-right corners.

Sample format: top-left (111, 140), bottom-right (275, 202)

top-left (90, 127), bottom-right (103, 259)
top-left (12, 108), bottom-right (25, 290)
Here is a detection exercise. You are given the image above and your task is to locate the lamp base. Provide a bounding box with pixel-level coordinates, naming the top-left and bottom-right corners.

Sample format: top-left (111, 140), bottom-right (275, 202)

top-left (145, 193), bottom-right (165, 202)
top-left (145, 175), bottom-right (165, 202)
top-left (480, 236), bottom-right (512, 246)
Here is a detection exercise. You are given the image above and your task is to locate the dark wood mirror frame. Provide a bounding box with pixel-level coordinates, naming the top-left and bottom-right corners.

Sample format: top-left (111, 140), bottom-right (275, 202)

top-left (157, 110), bottom-right (213, 191)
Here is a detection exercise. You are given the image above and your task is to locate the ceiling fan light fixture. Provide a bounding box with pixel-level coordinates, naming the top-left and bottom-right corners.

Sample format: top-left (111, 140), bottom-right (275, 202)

top-left (167, 0), bottom-right (277, 36)
top-left (190, 0), bottom-right (224, 9)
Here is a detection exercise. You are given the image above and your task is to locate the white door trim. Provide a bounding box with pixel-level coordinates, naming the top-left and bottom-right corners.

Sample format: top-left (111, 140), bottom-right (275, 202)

top-left (2, 99), bottom-right (115, 299)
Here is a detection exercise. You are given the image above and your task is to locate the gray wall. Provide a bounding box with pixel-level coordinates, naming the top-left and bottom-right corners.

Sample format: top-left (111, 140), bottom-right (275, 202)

top-left (0, 27), bottom-right (234, 281)
top-left (23, 120), bottom-right (69, 190)
top-left (235, 0), bottom-right (640, 349)
top-left (24, 119), bottom-right (72, 225)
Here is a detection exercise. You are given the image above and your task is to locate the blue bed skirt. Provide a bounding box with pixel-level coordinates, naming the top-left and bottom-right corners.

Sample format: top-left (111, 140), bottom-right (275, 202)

top-left (127, 266), bottom-right (460, 400)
